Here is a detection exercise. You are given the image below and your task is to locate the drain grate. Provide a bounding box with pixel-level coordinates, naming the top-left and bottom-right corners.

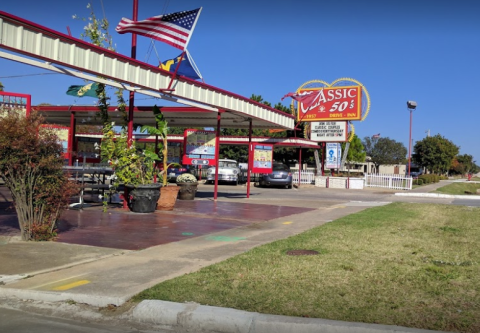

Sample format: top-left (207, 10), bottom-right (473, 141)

top-left (286, 250), bottom-right (319, 256)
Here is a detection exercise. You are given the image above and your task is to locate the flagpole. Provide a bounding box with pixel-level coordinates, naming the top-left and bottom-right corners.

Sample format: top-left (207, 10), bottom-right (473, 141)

top-left (127, 0), bottom-right (138, 147)
top-left (166, 51), bottom-right (186, 90)
top-left (124, 0), bottom-right (138, 210)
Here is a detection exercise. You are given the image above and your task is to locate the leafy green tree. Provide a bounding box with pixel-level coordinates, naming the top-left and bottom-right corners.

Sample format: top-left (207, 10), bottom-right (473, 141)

top-left (341, 134), bottom-right (366, 173)
top-left (450, 154), bottom-right (476, 175)
top-left (362, 136), bottom-right (407, 171)
top-left (412, 134), bottom-right (459, 175)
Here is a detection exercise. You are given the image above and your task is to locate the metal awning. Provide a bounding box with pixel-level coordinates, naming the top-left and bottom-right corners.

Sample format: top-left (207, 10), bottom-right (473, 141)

top-left (0, 11), bottom-right (295, 130)
top-left (35, 105), bottom-right (291, 129)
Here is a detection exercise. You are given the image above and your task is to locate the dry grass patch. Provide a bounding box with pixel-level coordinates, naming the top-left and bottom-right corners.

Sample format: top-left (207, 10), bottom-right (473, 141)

top-left (134, 203), bottom-right (480, 332)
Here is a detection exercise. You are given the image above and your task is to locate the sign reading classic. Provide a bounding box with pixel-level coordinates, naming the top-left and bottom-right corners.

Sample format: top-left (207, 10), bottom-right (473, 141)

top-left (297, 86), bottom-right (362, 122)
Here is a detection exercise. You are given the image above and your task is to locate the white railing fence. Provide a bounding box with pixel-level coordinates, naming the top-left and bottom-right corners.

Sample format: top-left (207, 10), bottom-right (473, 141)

top-left (364, 173), bottom-right (412, 190)
top-left (291, 169), bottom-right (316, 184)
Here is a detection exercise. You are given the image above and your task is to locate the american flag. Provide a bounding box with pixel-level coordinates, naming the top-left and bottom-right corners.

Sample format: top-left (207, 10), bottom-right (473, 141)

top-left (115, 8), bottom-right (202, 50)
top-left (372, 133), bottom-right (381, 138)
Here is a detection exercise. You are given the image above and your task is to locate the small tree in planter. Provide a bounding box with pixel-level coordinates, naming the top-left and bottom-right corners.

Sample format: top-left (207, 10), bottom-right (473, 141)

top-left (140, 105), bottom-right (181, 210)
top-left (0, 109), bottom-right (78, 241)
top-left (100, 122), bottom-right (162, 213)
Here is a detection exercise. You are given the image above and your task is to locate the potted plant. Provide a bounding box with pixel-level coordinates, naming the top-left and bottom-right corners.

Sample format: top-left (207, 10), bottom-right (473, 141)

top-left (176, 173), bottom-right (198, 200)
top-left (140, 105), bottom-right (180, 211)
top-left (101, 122), bottom-right (162, 213)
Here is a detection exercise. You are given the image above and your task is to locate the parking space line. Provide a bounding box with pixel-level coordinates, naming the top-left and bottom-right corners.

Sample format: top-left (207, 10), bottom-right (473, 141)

top-left (53, 279), bottom-right (90, 291)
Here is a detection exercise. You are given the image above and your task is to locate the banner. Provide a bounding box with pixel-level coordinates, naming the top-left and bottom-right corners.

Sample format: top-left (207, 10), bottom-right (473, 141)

top-left (326, 143), bottom-right (342, 169)
top-left (250, 144), bottom-right (273, 173)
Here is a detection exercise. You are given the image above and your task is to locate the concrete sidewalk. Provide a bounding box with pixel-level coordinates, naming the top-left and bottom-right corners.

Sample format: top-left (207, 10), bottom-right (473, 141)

top-left (0, 183), bottom-right (460, 333)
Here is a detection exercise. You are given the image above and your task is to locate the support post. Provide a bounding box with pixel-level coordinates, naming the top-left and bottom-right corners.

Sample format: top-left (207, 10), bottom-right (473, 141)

top-left (247, 119), bottom-right (252, 198)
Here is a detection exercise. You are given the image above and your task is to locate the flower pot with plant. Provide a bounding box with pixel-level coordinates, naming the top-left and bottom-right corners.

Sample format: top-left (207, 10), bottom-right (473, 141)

top-left (176, 173), bottom-right (198, 200)
top-left (140, 105), bottom-right (181, 211)
top-left (101, 122), bottom-right (161, 213)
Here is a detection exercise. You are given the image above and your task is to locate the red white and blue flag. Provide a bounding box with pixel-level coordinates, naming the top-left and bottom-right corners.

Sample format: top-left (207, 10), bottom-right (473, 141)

top-left (372, 133), bottom-right (381, 138)
top-left (115, 8), bottom-right (202, 50)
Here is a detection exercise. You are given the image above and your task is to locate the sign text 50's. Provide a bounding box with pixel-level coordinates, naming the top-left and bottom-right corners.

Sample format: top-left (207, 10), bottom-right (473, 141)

top-left (297, 86), bottom-right (362, 122)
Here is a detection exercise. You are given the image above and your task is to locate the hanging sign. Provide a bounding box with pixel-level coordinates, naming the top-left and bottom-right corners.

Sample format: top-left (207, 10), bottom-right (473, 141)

top-left (310, 121), bottom-right (348, 142)
top-left (182, 129), bottom-right (217, 166)
top-left (297, 86), bottom-right (362, 122)
top-left (250, 143), bottom-right (273, 173)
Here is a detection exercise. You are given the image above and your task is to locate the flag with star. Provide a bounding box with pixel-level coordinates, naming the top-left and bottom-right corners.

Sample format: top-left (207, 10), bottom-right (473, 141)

top-left (115, 8), bottom-right (202, 50)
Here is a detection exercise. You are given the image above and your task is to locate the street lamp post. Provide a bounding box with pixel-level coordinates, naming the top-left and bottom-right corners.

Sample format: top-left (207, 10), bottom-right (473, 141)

top-left (407, 101), bottom-right (417, 176)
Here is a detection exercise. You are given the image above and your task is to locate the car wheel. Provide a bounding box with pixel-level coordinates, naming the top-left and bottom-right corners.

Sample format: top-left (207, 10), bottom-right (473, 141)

top-left (287, 184), bottom-right (292, 189)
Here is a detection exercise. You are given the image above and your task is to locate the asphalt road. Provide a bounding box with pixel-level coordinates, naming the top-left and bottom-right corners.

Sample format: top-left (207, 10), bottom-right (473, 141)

top-left (0, 307), bottom-right (169, 333)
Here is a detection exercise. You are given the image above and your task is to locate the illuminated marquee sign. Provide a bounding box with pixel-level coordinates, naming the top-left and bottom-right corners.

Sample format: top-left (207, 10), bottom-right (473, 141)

top-left (297, 86), bottom-right (362, 122)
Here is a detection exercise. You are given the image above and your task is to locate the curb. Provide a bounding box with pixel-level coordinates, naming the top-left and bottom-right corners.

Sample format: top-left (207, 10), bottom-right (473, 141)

top-left (395, 193), bottom-right (480, 200)
top-left (0, 288), bottom-right (128, 308)
top-left (132, 300), bottom-right (444, 333)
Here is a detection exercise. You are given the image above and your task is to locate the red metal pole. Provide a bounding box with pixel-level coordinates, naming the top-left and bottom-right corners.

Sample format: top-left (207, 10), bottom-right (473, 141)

top-left (408, 109), bottom-right (412, 176)
top-left (214, 112), bottom-right (222, 200)
top-left (321, 143), bottom-right (325, 176)
top-left (127, 0), bottom-right (138, 146)
top-left (124, 0), bottom-right (138, 209)
top-left (68, 109), bottom-right (75, 166)
top-left (247, 119), bottom-right (252, 198)
top-left (298, 147), bottom-right (302, 188)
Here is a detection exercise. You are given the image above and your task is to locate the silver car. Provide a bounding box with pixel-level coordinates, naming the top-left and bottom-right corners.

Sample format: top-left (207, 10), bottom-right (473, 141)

top-left (206, 159), bottom-right (242, 185)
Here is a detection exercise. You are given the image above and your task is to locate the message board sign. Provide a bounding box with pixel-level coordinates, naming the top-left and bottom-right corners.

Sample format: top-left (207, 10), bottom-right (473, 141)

top-left (310, 121), bottom-right (348, 142)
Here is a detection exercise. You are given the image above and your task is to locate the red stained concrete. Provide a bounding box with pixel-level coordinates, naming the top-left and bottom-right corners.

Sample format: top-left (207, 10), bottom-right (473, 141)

top-left (0, 198), bottom-right (315, 251)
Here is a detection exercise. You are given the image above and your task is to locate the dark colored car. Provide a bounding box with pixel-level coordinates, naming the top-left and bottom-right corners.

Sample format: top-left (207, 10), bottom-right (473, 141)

top-left (259, 163), bottom-right (293, 189)
top-left (165, 165), bottom-right (191, 183)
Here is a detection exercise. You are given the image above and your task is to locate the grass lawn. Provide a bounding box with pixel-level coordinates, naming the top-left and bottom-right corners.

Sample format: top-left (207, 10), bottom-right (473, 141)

top-left (433, 182), bottom-right (480, 195)
top-left (134, 203), bottom-right (480, 333)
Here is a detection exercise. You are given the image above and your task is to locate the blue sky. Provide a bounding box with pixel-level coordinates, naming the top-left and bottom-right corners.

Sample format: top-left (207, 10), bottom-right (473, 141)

top-left (1, 0), bottom-right (479, 163)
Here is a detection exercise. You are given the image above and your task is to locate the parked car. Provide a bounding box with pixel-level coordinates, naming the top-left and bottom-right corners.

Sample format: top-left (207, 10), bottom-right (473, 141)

top-left (259, 163), bottom-right (293, 189)
top-left (163, 165), bottom-right (191, 183)
top-left (206, 159), bottom-right (242, 185)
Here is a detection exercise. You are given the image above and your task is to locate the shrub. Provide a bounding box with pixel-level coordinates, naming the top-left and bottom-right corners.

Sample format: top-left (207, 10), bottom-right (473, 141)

top-left (0, 109), bottom-right (78, 241)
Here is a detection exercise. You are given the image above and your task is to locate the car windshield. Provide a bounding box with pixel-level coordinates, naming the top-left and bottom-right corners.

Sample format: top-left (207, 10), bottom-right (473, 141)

top-left (219, 161), bottom-right (237, 168)
top-left (272, 164), bottom-right (289, 171)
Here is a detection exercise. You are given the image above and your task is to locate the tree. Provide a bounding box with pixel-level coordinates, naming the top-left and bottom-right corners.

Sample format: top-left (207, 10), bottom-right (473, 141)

top-left (450, 154), bottom-right (476, 175)
top-left (341, 134), bottom-right (366, 174)
top-left (362, 136), bottom-right (407, 171)
top-left (412, 134), bottom-right (459, 175)
top-left (0, 109), bottom-right (78, 241)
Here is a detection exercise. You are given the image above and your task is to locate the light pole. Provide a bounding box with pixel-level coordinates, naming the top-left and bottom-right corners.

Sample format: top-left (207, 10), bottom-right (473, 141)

top-left (407, 101), bottom-right (417, 176)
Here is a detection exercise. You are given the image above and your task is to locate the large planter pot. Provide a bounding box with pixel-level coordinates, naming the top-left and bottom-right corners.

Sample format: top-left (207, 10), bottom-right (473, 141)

top-left (125, 183), bottom-right (162, 213)
top-left (177, 182), bottom-right (198, 200)
top-left (157, 185), bottom-right (180, 211)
